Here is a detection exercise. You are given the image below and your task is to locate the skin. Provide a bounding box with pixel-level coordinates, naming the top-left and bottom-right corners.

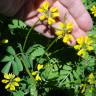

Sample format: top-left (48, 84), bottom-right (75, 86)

top-left (19, 0), bottom-right (93, 45)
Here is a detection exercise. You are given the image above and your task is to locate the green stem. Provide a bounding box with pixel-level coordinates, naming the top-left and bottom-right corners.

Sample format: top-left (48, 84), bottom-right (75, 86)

top-left (23, 19), bottom-right (39, 50)
top-left (49, 47), bottom-right (65, 56)
top-left (39, 37), bottom-right (58, 61)
top-left (45, 37), bottom-right (58, 52)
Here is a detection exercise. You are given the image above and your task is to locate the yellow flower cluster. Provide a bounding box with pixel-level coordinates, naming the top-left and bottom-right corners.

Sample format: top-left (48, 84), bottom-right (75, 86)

top-left (38, 1), bottom-right (59, 25)
top-left (1, 73), bottom-right (21, 91)
top-left (74, 36), bottom-right (93, 57)
top-left (88, 73), bottom-right (96, 84)
top-left (90, 5), bottom-right (96, 17)
top-left (55, 22), bottom-right (73, 43)
top-left (32, 64), bottom-right (43, 81)
top-left (80, 84), bottom-right (87, 93)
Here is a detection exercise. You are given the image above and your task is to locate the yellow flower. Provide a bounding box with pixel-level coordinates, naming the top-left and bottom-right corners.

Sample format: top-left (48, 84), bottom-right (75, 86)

top-left (66, 22), bottom-right (73, 32)
top-left (88, 73), bottom-right (96, 84)
top-left (74, 36), bottom-right (93, 57)
top-left (38, 1), bottom-right (49, 13)
top-left (38, 1), bottom-right (59, 25)
top-left (32, 72), bottom-right (42, 81)
top-left (37, 64), bottom-right (43, 71)
top-left (35, 74), bottom-right (42, 81)
top-left (1, 73), bottom-right (21, 91)
top-left (60, 22), bottom-right (66, 28)
top-left (55, 22), bottom-right (73, 37)
top-left (63, 34), bottom-right (73, 43)
top-left (32, 71), bottom-right (37, 76)
top-left (87, 46), bottom-right (93, 51)
top-left (90, 5), bottom-right (96, 17)
top-left (80, 84), bottom-right (87, 93)
top-left (77, 49), bottom-right (86, 56)
top-left (50, 7), bottom-right (59, 18)
top-left (48, 17), bottom-right (55, 25)
top-left (76, 35), bottom-right (85, 45)
top-left (32, 64), bottom-right (43, 81)
top-left (74, 45), bottom-right (82, 50)
top-left (55, 31), bottom-right (64, 38)
top-left (39, 15), bottom-right (46, 21)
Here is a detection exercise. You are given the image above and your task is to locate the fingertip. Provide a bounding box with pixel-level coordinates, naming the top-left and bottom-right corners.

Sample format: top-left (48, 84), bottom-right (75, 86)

top-left (67, 36), bottom-right (76, 46)
top-left (76, 12), bottom-right (93, 31)
top-left (72, 28), bottom-right (87, 39)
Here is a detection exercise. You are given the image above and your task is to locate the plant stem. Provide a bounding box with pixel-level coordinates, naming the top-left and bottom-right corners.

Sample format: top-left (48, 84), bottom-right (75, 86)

top-left (45, 37), bottom-right (58, 52)
top-left (49, 47), bottom-right (65, 55)
top-left (23, 19), bottom-right (39, 50)
top-left (39, 37), bottom-right (58, 61)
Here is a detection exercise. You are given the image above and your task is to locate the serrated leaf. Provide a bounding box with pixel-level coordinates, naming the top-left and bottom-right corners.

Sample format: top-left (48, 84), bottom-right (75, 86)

top-left (2, 55), bottom-right (14, 62)
top-left (7, 46), bottom-right (16, 55)
top-left (15, 56), bottom-right (23, 72)
top-left (12, 61), bottom-right (19, 75)
top-left (1, 62), bottom-right (12, 73)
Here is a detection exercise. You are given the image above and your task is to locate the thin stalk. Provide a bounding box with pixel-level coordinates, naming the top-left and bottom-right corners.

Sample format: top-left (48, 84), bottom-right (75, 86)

top-left (49, 47), bottom-right (65, 56)
top-left (45, 37), bottom-right (58, 52)
top-left (39, 37), bottom-right (58, 61)
top-left (23, 19), bottom-right (39, 50)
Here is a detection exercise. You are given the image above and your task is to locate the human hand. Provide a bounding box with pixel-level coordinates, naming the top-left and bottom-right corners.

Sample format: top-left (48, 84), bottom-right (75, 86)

top-left (20, 0), bottom-right (93, 45)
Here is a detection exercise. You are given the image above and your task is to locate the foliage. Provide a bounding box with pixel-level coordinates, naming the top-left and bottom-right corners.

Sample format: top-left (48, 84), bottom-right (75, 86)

top-left (0, 0), bottom-right (96, 96)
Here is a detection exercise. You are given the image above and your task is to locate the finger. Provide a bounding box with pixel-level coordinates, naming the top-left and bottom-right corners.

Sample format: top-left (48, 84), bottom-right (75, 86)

top-left (59, 0), bottom-right (93, 31)
top-left (25, 16), bottom-right (55, 38)
top-left (24, 0), bottom-right (56, 21)
top-left (52, 1), bottom-right (87, 45)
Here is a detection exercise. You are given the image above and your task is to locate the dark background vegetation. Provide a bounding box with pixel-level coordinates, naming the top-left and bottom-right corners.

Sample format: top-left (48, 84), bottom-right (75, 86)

top-left (0, 16), bottom-right (79, 96)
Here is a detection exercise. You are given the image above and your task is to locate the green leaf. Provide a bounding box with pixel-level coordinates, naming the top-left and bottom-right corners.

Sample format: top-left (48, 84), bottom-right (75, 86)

top-left (64, 78), bottom-right (70, 87)
top-left (12, 61), bottom-right (19, 75)
top-left (27, 78), bottom-right (37, 96)
top-left (15, 56), bottom-right (23, 72)
top-left (2, 55), bottom-right (14, 62)
top-left (69, 73), bottom-right (74, 82)
top-left (60, 70), bottom-right (70, 75)
top-left (8, 19), bottom-right (26, 29)
top-left (47, 72), bottom-right (58, 80)
top-left (1, 62), bottom-right (12, 73)
top-left (7, 46), bottom-right (16, 55)
top-left (73, 70), bottom-right (79, 80)
top-left (63, 65), bottom-right (72, 71)
top-left (13, 90), bottom-right (24, 96)
top-left (26, 44), bottom-right (45, 54)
